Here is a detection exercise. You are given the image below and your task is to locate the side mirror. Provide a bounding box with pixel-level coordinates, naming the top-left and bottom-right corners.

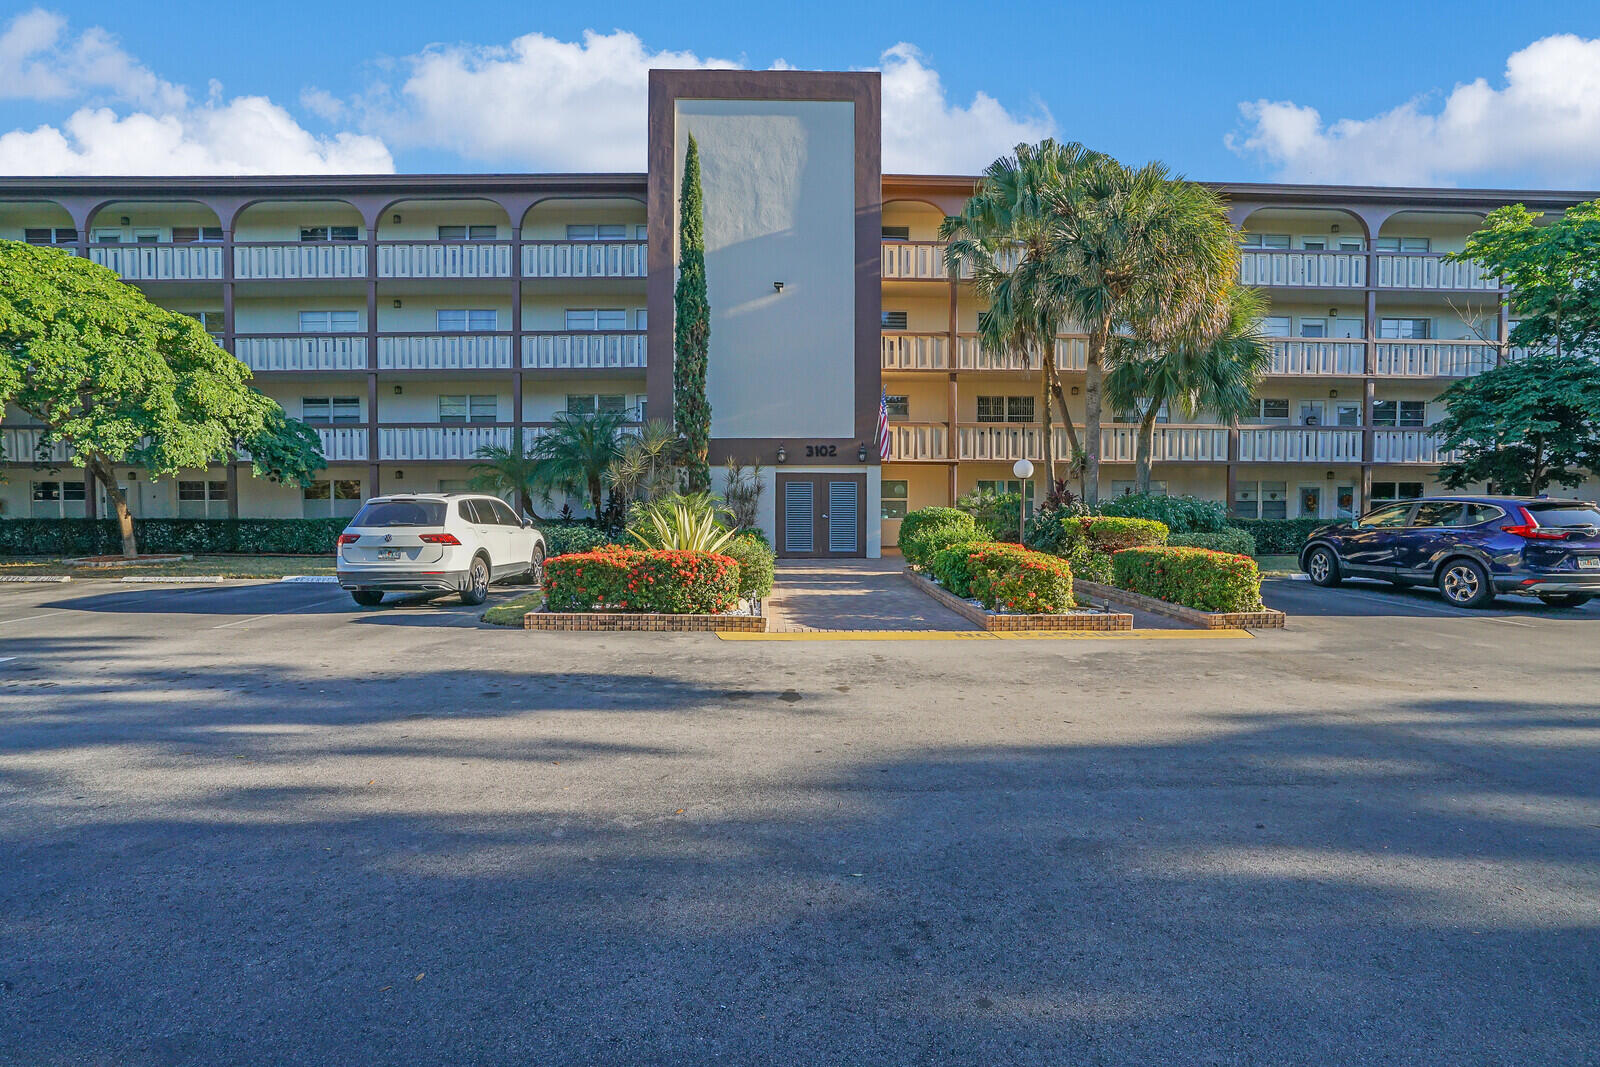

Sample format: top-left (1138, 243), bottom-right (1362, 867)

top-left (522, 517), bottom-right (533, 528)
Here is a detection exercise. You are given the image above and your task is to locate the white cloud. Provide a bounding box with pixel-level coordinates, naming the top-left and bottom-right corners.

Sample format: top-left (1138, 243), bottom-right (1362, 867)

top-left (877, 44), bottom-right (1055, 173)
top-left (1228, 34), bottom-right (1600, 186)
top-left (0, 7), bottom-right (186, 111)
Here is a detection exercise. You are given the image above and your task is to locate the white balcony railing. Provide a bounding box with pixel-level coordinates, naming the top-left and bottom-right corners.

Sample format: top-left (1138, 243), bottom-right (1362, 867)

top-left (313, 427), bottom-right (369, 462)
top-left (882, 241), bottom-right (971, 281)
top-left (1371, 429), bottom-right (1453, 464)
top-left (234, 243), bottom-right (368, 280)
top-left (234, 335), bottom-right (368, 372)
top-left (522, 331), bottom-right (646, 370)
top-left (1269, 340), bottom-right (1366, 376)
top-left (521, 241), bottom-right (645, 279)
top-left (89, 243), bottom-right (224, 281)
top-left (2, 427), bottom-right (73, 463)
top-left (1098, 425), bottom-right (1230, 463)
top-left (885, 423), bottom-right (950, 462)
top-left (377, 424), bottom-right (512, 462)
top-left (956, 424), bottom-right (1049, 462)
top-left (376, 242), bottom-right (513, 279)
top-left (1239, 250), bottom-right (1366, 288)
top-left (1374, 253), bottom-right (1497, 291)
top-left (1237, 427), bottom-right (1364, 463)
top-left (1373, 342), bottom-right (1497, 378)
top-left (881, 332), bottom-right (950, 371)
top-left (377, 334), bottom-right (512, 370)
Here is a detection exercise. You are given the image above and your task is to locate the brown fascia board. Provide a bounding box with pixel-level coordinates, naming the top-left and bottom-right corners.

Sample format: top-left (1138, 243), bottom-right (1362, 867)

top-left (0, 173), bottom-right (649, 197)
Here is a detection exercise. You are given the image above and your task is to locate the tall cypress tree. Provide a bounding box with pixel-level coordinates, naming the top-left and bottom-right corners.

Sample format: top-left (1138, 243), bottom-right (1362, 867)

top-left (673, 134), bottom-right (712, 492)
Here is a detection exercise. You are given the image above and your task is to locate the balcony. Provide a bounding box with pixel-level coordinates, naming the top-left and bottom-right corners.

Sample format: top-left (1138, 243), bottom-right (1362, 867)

top-left (1269, 340), bottom-right (1366, 376)
top-left (522, 331), bottom-right (646, 370)
top-left (234, 335), bottom-right (368, 372)
top-left (521, 241), bottom-right (645, 279)
top-left (377, 334), bottom-right (513, 371)
top-left (881, 332), bottom-right (950, 371)
top-left (884, 423), bottom-right (950, 462)
top-left (2, 427), bottom-right (72, 464)
top-left (951, 334), bottom-right (1089, 372)
top-left (89, 243), bottom-right (223, 281)
top-left (376, 241), bottom-right (513, 279)
top-left (882, 240), bottom-right (966, 281)
top-left (1371, 429), bottom-right (1453, 464)
top-left (955, 424), bottom-right (1076, 463)
top-left (234, 243), bottom-right (368, 280)
top-left (1373, 341), bottom-right (1497, 377)
top-left (313, 427), bottom-right (369, 462)
top-left (1238, 250), bottom-right (1365, 289)
top-left (1237, 427), bottom-right (1363, 463)
top-left (1374, 253), bottom-right (1496, 291)
top-left (1098, 425), bottom-right (1229, 463)
top-left (377, 424), bottom-right (512, 461)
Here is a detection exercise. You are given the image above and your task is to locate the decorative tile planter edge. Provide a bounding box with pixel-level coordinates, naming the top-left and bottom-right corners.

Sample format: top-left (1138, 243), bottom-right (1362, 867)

top-left (903, 570), bottom-right (1133, 632)
top-left (1074, 579), bottom-right (1287, 630)
top-left (524, 610), bottom-right (767, 632)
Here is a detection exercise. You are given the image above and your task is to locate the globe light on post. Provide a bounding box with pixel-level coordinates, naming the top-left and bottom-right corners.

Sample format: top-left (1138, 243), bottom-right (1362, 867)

top-left (1012, 458), bottom-right (1034, 545)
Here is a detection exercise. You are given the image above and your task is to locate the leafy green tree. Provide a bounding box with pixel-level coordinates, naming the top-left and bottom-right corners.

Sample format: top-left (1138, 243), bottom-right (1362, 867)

top-left (1105, 286), bottom-right (1272, 494)
top-left (1451, 201), bottom-right (1600, 359)
top-left (527, 409), bottom-right (629, 518)
top-left (469, 428), bottom-right (542, 516)
top-left (0, 241), bottom-right (324, 556)
top-left (1432, 352), bottom-right (1600, 494)
top-left (674, 133), bottom-right (712, 493)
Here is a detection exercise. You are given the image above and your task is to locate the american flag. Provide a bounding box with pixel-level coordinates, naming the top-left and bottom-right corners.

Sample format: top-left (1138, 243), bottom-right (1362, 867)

top-left (877, 393), bottom-right (893, 461)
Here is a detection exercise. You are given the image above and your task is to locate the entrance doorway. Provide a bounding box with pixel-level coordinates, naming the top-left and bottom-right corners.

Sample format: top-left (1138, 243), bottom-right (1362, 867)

top-left (1298, 484), bottom-right (1323, 519)
top-left (777, 473), bottom-right (866, 558)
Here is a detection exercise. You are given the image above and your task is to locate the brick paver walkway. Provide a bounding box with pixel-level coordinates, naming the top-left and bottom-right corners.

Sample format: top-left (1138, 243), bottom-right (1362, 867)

top-left (761, 556), bottom-right (979, 632)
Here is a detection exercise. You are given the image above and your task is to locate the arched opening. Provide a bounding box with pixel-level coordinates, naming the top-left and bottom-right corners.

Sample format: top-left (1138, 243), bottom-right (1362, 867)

top-left (1376, 210), bottom-right (1487, 256)
top-left (0, 200), bottom-right (76, 246)
top-left (87, 200), bottom-right (222, 246)
top-left (376, 198), bottom-right (513, 242)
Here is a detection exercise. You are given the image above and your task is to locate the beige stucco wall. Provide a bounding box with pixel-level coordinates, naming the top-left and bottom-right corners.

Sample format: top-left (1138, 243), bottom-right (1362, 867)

top-left (676, 98), bottom-right (857, 440)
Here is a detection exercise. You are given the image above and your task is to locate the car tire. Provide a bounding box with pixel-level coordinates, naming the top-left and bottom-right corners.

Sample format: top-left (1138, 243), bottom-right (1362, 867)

top-left (1305, 546), bottom-right (1341, 587)
top-left (460, 555), bottom-right (491, 606)
top-left (1437, 558), bottom-right (1495, 608)
top-left (1538, 593), bottom-right (1594, 608)
top-left (351, 589), bottom-right (384, 607)
top-left (529, 543), bottom-right (546, 589)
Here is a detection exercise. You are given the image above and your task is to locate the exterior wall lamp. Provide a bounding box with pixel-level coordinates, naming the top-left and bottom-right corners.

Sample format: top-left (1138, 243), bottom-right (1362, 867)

top-left (776, 445), bottom-right (787, 464)
top-left (857, 443), bottom-right (868, 462)
top-left (773, 281), bottom-right (785, 293)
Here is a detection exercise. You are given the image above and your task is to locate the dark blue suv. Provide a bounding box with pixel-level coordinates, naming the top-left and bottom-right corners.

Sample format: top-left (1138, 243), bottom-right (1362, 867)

top-left (1299, 496), bottom-right (1600, 608)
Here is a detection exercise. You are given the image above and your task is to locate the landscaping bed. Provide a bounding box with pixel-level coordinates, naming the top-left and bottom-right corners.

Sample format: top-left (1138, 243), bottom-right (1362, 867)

top-left (1075, 578), bottom-right (1285, 629)
top-left (903, 569), bottom-right (1130, 632)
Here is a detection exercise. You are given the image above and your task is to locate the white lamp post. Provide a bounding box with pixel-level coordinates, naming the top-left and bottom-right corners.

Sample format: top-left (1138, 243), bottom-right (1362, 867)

top-left (1012, 458), bottom-right (1034, 544)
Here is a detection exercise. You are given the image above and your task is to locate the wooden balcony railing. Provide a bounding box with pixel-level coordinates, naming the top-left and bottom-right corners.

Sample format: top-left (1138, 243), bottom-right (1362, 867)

top-left (1372, 341), bottom-right (1497, 377)
top-left (1268, 340), bottom-right (1366, 376)
top-left (881, 332), bottom-right (950, 370)
top-left (376, 424), bottom-right (513, 461)
top-left (234, 335), bottom-right (368, 372)
top-left (884, 423), bottom-right (950, 462)
top-left (376, 333), bottom-right (513, 370)
top-left (1371, 429), bottom-right (1454, 464)
top-left (234, 242), bottom-right (368, 280)
top-left (89, 243), bottom-right (224, 281)
top-left (522, 331), bottom-right (646, 370)
top-left (1374, 253), bottom-right (1497, 291)
top-left (521, 240), bottom-right (645, 279)
top-left (376, 241), bottom-right (513, 279)
top-left (1238, 250), bottom-right (1366, 288)
top-left (312, 427), bottom-right (369, 462)
top-left (1098, 425), bottom-right (1230, 463)
top-left (1237, 427), bottom-right (1364, 463)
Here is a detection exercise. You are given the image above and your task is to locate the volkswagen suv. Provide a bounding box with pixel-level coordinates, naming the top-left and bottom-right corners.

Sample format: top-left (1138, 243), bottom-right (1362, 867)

top-left (1299, 496), bottom-right (1600, 608)
top-left (336, 493), bottom-right (546, 607)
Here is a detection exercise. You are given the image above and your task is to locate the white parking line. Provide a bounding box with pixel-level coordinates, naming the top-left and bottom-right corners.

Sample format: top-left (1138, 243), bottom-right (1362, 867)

top-left (0, 612), bottom-right (65, 626)
top-left (209, 591), bottom-right (348, 629)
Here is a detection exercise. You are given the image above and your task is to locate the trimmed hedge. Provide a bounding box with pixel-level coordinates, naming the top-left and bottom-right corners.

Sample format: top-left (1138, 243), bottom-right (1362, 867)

top-left (899, 507), bottom-right (981, 568)
top-left (1111, 546), bottom-right (1263, 613)
top-left (543, 547), bottom-right (740, 614)
top-left (1225, 517), bottom-right (1324, 556)
top-left (931, 541), bottom-right (1075, 613)
top-left (542, 522), bottom-right (622, 557)
top-left (897, 506), bottom-right (970, 546)
top-left (1065, 546), bottom-right (1113, 585)
top-left (929, 540), bottom-right (989, 599)
top-left (723, 532), bottom-right (775, 600)
top-left (0, 517), bottom-right (349, 556)
top-left (1169, 527), bottom-right (1258, 556)
top-left (1099, 493), bottom-right (1227, 533)
top-left (1080, 516), bottom-right (1169, 551)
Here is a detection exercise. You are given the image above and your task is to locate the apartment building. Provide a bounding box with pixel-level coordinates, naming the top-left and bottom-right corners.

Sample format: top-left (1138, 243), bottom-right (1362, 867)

top-left (2, 69), bottom-right (1595, 555)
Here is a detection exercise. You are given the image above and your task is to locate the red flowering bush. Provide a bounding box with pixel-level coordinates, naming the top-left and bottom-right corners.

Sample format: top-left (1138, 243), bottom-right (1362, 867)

top-left (543, 547), bottom-right (741, 614)
top-left (936, 542), bottom-right (1075, 613)
top-left (1111, 546), bottom-right (1263, 613)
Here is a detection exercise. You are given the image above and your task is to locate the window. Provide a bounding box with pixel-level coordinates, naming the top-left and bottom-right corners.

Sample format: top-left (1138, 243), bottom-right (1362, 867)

top-left (304, 479), bottom-right (362, 518)
top-left (1332, 317), bottom-right (1364, 339)
top-left (436, 309), bottom-right (497, 332)
top-left (29, 480), bottom-right (86, 518)
top-left (302, 397), bottom-right (361, 424)
top-left (182, 311), bottom-right (225, 337)
top-left (1335, 403), bottom-right (1362, 427)
top-left (1372, 400), bottom-right (1426, 428)
top-left (1241, 233), bottom-right (1291, 249)
top-left (439, 395), bottom-right (498, 423)
top-left (1369, 482), bottom-right (1424, 506)
top-left (489, 498), bottom-right (522, 526)
top-left (882, 479), bottom-right (909, 520)
top-left (1462, 503), bottom-right (1505, 526)
top-left (1379, 318), bottom-right (1431, 340)
top-left (565, 394), bottom-right (628, 416)
top-left (1298, 402), bottom-right (1325, 426)
top-left (299, 310), bottom-right (360, 333)
top-left (300, 225), bottom-right (359, 242)
top-left (1006, 396), bottom-right (1034, 423)
top-left (1336, 238), bottom-right (1366, 252)
top-left (1300, 237), bottom-right (1327, 250)
top-left (1335, 485), bottom-right (1356, 518)
top-left (1297, 319), bottom-right (1327, 338)
top-left (975, 396), bottom-right (1033, 423)
top-left (92, 229), bottom-right (123, 244)
top-left (881, 226), bottom-right (911, 241)
top-left (24, 228), bottom-right (77, 245)
top-left (172, 226), bottom-right (223, 243)
top-left (564, 308), bottom-right (628, 331)
top-left (881, 310), bottom-right (908, 330)
top-left (437, 225), bottom-right (497, 241)
top-left (566, 224), bottom-right (626, 241)
top-left (1259, 316), bottom-right (1291, 338)
top-left (1252, 398), bottom-right (1290, 423)
top-left (177, 480), bottom-right (229, 518)
top-left (1412, 501), bottom-right (1466, 528)
top-left (1360, 503), bottom-right (1414, 528)
top-left (352, 498), bottom-right (445, 527)
top-left (1233, 481), bottom-right (1287, 519)
top-left (1377, 237), bottom-right (1431, 253)
top-left (32, 480), bottom-right (61, 500)
top-left (132, 229), bottom-right (160, 244)
top-left (884, 395), bottom-right (910, 419)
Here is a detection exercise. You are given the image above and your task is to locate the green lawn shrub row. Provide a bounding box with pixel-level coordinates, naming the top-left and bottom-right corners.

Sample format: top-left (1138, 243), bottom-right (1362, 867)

top-left (898, 507), bottom-right (982, 568)
top-left (1224, 517), bottom-right (1324, 555)
top-left (929, 541), bottom-right (1075, 613)
top-left (542, 522), bottom-right (622, 557)
top-left (1167, 527), bottom-right (1258, 556)
top-left (1098, 493), bottom-right (1228, 533)
top-left (723, 532), bottom-right (776, 600)
top-left (0, 517), bottom-right (349, 556)
top-left (543, 547), bottom-right (741, 614)
top-left (1111, 546), bottom-right (1264, 613)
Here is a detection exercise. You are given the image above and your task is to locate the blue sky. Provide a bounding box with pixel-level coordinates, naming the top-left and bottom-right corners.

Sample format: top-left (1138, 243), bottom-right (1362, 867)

top-left (3, 0), bottom-right (1600, 186)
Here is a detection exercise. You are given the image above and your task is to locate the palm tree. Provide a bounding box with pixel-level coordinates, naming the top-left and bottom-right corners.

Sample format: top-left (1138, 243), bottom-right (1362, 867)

top-left (1105, 286), bottom-right (1273, 495)
top-left (469, 428), bottom-right (541, 516)
top-left (1039, 152), bottom-right (1238, 504)
top-left (527, 409), bottom-right (629, 518)
top-left (942, 140), bottom-right (1090, 488)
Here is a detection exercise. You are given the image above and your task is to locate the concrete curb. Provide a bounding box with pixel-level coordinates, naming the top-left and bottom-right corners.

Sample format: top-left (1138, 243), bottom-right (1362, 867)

top-left (1074, 579), bottom-right (1288, 630)
top-left (117, 576), bottom-right (227, 584)
top-left (903, 569), bottom-right (1133, 632)
top-left (279, 575), bottom-right (340, 583)
top-left (0, 575), bottom-right (72, 583)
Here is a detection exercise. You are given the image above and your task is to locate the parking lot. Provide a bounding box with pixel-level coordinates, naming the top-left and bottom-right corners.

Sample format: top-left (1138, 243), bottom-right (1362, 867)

top-left (2, 576), bottom-right (1597, 1064)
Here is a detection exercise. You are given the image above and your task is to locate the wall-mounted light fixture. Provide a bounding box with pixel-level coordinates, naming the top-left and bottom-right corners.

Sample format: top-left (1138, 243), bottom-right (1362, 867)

top-left (1329, 389), bottom-right (1339, 399)
top-left (393, 385), bottom-right (403, 395)
top-left (120, 216), bottom-right (131, 226)
top-left (772, 281), bottom-right (785, 293)
top-left (1325, 470), bottom-right (1335, 480)
top-left (392, 214), bottom-right (402, 224)
top-left (1330, 223), bottom-right (1341, 233)
top-left (1071, 386), bottom-right (1080, 396)
top-left (393, 470), bottom-right (404, 480)
top-left (857, 443), bottom-right (868, 462)
top-left (1328, 307), bottom-right (1338, 317)
top-left (776, 445), bottom-right (787, 464)
top-left (392, 299), bottom-right (402, 308)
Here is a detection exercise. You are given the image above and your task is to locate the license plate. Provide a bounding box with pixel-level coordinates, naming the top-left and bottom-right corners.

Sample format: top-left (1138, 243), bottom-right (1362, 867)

top-left (377, 549), bottom-right (401, 561)
top-left (1578, 557), bottom-right (1600, 570)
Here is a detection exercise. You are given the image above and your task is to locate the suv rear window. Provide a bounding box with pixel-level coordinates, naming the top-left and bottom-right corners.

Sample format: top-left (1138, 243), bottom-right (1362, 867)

top-left (350, 499), bottom-right (446, 527)
top-left (1527, 503), bottom-right (1600, 527)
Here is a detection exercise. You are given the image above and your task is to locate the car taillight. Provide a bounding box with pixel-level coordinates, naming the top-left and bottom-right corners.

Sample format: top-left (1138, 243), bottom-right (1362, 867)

top-left (1501, 507), bottom-right (1568, 540)
top-left (418, 533), bottom-right (461, 545)
top-left (337, 534), bottom-right (360, 546)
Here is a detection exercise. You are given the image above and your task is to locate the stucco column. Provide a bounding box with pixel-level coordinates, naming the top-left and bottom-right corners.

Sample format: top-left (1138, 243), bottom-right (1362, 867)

top-left (226, 462), bottom-right (240, 519)
top-left (946, 276), bottom-right (960, 503)
top-left (84, 466), bottom-right (97, 520)
top-left (511, 224), bottom-right (524, 433)
top-left (366, 223), bottom-right (379, 494)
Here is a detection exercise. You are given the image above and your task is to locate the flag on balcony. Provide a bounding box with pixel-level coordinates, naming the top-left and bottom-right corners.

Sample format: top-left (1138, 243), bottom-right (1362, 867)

top-left (877, 393), bottom-right (893, 461)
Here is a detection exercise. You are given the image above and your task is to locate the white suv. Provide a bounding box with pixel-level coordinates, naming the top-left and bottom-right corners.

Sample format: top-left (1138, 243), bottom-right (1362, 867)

top-left (336, 493), bottom-right (546, 607)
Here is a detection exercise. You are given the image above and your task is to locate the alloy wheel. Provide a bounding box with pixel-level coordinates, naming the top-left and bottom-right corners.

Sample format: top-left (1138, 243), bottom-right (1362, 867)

top-left (1441, 563), bottom-right (1480, 604)
top-left (1308, 552), bottom-right (1329, 582)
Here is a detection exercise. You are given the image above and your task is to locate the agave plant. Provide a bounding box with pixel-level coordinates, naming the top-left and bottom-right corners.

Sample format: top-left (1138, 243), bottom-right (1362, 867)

top-left (628, 496), bottom-right (737, 553)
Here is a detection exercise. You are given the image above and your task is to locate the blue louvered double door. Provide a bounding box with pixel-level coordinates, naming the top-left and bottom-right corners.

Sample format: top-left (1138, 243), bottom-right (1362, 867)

top-left (778, 473), bottom-right (865, 557)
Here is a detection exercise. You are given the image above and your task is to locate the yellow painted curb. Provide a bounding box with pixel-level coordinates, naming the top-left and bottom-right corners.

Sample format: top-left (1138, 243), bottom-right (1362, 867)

top-left (716, 628), bottom-right (1255, 642)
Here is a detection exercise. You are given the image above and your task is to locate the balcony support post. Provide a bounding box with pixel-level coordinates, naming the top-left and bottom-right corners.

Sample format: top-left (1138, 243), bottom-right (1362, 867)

top-left (84, 465), bottom-right (97, 521)
top-left (227, 462), bottom-right (240, 519)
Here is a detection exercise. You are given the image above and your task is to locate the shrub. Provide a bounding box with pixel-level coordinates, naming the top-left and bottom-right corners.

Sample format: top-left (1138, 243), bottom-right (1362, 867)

top-left (627, 496), bottom-right (737, 552)
top-left (955, 488), bottom-right (1022, 542)
top-left (1080, 516), bottom-right (1169, 551)
top-left (966, 543), bottom-right (1075, 613)
top-left (542, 523), bottom-right (619, 557)
top-left (543, 547), bottom-right (740, 614)
top-left (0, 518), bottom-right (350, 556)
top-left (1111, 546), bottom-right (1263, 613)
top-left (1099, 493), bottom-right (1227, 534)
top-left (1024, 514), bottom-right (1087, 555)
top-left (929, 539), bottom-right (997, 599)
top-left (1168, 527), bottom-right (1258, 556)
top-left (1225, 517), bottom-right (1324, 556)
top-left (1065, 546), bottom-right (1113, 585)
top-left (722, 532), bottom-right (775, 601)
top-left (899, 507), bottom-right (980, 568)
